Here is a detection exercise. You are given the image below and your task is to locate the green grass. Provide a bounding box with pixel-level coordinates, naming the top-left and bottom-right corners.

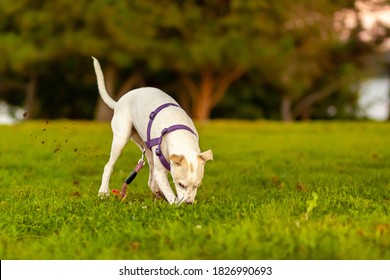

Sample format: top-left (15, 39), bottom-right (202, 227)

top-left (0, 120), bottom-right (389, 259)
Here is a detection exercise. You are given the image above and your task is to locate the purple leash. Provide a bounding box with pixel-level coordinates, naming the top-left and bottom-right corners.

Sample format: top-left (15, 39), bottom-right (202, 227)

top-left (113, 103), bottom-right (196, 201)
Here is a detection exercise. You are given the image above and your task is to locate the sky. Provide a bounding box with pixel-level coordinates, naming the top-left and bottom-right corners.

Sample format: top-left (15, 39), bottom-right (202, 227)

top-left (336, 0), bottom-right (390, 50)
top-left (346, 0), bottom-right (390, 120)
top-left (358, 77), bottom-right (390, 120)
top-left (361, 1), bottom-right (390, 121)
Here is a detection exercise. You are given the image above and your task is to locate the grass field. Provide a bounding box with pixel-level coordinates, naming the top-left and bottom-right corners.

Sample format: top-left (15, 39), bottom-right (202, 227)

top-left (0, 120), bottom-right (389, 260)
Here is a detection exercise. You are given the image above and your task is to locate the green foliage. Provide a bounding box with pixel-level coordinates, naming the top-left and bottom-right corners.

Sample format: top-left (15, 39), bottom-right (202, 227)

top-left (0, 0), bottom-right (387, 120)
top-left (1, 121), bottom-right (389, 259)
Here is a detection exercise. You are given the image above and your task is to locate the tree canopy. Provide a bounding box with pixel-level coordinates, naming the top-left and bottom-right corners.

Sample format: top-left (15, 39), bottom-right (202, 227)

top-left (0, 0), bottom-right (388, 121)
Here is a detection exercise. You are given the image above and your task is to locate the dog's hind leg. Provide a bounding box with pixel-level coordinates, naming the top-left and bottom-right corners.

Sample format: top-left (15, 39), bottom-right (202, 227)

top-left (99, 114), bottom-right (132, 195)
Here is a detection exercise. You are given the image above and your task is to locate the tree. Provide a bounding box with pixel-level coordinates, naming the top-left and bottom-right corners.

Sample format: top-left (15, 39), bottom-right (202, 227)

top-left (145, 0), bottom-right (277, 120)
top-left (61, 0), bottom-right (266, 121)
top-left (143, 0), bottom-right (380, 121)
top-left (0, 0), bottom-right (387, 121)
top-left (265, 0), bottom-right (389, 121)
top-left (0, 1), bottom-right (42, 118)
top-left (0, 0), bottom-right (85, 118)
top-left (0, 0), bottom-right (146, 120)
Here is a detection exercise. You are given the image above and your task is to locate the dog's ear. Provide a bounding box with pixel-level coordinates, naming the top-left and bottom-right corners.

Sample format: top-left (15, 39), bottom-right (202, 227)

top-left (170, 154), bottom-right (185, 165)
top-left (198, 149), bottom-right (213, 163)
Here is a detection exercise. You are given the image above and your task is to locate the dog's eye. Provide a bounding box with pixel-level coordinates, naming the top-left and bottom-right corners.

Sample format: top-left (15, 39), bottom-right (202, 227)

top-left (179, 183), bottom-right (186, 188)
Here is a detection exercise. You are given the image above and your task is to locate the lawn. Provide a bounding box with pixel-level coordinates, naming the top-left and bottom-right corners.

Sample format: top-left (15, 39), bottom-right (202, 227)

top-left (0, 120), bottom-right (389, 259)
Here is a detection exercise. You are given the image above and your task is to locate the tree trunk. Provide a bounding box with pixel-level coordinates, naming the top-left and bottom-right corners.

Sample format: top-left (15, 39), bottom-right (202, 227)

top-left (192, 70), bottom-right (214, 121)
top-left (94, 66), bottom-right (144, 122)
top-left (292, 79), bottom-right (344, 120)
top-left (193, 97), bottom-right (213, 121)
top-left (24, 74), bottom-right (38, 119)
top-left (281, 95), bottom-right (293, 122)
top-left (301, 107), bottom-right (312, 121)
top-left (180, 68), bottom-right (245, 121)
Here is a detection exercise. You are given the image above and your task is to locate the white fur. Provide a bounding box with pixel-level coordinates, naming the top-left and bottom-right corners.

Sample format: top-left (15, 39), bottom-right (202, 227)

top-left (92, 57), bottom-right (213, 204)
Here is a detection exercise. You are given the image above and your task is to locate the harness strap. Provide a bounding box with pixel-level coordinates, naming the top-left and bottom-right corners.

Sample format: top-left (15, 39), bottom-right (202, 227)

top-left (146, 103), bottom-right (178, 144)
top-left (145, 103), bottom-right (197, 171)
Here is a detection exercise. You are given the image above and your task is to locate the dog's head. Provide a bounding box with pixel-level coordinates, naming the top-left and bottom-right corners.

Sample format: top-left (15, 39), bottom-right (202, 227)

top-left (169, 149), bottom-right (213, 204)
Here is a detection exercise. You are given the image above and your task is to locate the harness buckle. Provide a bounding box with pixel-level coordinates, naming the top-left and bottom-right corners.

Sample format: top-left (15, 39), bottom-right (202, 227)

top-left (155, 147), bottom-right (162, 156)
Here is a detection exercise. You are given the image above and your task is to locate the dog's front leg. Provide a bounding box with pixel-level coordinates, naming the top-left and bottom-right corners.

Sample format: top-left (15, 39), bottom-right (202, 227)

top-left (144, 150), bottom-right (163, 198)
top-left (153, 169), bottom-right (177, 204)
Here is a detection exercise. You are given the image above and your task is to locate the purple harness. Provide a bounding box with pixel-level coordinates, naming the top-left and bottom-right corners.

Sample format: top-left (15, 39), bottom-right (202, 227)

top-left (144, 103), bottom-right (197, 171)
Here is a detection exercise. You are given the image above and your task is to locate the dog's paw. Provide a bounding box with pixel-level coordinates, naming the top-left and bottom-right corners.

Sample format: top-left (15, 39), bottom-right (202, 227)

top-left (166, 196), bottom-right (179, 205)
top-left (98, 191), bottom-right (110, 198)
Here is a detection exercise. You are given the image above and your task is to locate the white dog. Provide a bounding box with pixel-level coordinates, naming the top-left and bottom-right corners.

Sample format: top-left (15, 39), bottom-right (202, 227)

top-left (92, 57), bottom-right (213, 204)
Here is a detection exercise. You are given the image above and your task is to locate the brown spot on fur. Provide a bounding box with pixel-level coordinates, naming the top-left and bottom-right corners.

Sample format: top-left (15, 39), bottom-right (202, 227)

top-left (182, 158), bottom-right (188, 169)
top-left (190, 163), bottom-right (194, 173)
top-left (169, 154), bottom-right (185, 165)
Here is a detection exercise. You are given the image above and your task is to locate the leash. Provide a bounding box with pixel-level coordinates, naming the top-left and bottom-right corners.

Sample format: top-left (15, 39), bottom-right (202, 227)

top-left (111, 103), bottom-right (196, 201)
top-left (112, 148), bottom-right (146, 201)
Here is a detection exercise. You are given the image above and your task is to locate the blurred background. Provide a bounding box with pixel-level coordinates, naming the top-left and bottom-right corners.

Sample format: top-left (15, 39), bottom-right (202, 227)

top-left (0, 0), bottom-right (389, 124)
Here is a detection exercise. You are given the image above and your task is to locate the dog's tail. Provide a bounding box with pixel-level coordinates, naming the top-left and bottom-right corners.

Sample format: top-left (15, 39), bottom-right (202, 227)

top-left (92, 57), bottom-right (117, 110)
